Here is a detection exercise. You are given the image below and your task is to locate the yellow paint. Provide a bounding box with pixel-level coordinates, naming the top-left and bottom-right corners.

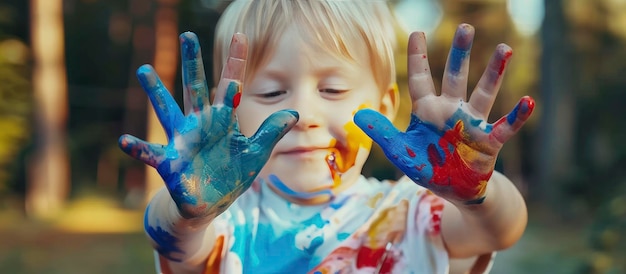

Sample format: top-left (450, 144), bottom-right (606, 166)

top-left (366, 192), bottom-right (383, 209)
top-left (328, 104), bottom-right (373, 173)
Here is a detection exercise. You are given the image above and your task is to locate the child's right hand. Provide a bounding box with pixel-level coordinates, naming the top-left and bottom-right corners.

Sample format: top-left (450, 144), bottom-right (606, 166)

top-left (118, 33), bottom-right (299, 219)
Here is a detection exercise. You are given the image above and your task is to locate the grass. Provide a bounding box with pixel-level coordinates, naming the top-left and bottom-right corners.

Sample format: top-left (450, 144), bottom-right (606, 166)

top-left (0, 195), bottom-right (154, 274)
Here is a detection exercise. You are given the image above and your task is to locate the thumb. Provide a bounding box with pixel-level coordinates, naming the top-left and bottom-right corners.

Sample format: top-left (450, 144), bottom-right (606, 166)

top-left (353, 109), bottom-right (401, 147)
top-left (248, 110), bottom-right (299, 153)
top-left (118, 134), bottom-right (166, 168)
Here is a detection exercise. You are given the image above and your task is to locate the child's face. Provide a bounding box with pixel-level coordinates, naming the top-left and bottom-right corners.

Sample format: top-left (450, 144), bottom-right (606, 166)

top-left (236, 26), bottom-right (395, 202)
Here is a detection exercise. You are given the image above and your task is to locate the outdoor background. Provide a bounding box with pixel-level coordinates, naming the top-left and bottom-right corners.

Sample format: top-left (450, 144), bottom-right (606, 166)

top-left (0, 0), bottom-right (625, 273)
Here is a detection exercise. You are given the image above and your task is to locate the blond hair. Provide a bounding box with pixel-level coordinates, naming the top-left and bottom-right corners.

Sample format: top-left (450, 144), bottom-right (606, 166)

top-left (212, 0), bottom-right (398, 91)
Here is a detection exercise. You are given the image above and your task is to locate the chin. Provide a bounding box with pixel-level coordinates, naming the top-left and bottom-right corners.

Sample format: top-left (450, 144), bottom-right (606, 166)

top-left (269, 170), bottom-right (334, 192)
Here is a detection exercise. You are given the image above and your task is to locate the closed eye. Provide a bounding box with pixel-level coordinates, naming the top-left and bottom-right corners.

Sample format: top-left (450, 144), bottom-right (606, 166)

top-left (259, 90), bottom-right (287, 98)
top-left (319, 88), bottom-right (349, 94)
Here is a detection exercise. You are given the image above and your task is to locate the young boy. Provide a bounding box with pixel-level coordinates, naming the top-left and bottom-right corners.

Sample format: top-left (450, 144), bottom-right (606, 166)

top-left (118, 0), bottom-right (535, 273)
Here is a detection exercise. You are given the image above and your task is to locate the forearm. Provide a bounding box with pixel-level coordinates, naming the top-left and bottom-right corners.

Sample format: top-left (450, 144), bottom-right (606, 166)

top-left (441, 171), bottom-right (527, 258)
top-left (145, 187), bottom-right (217, 273)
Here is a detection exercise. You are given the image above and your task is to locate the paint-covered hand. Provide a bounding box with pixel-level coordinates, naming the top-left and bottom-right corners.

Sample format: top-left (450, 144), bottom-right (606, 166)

top-left (354, 24), bottom-right (534, 205)
top-left (118, 33), bottom-right (298, 219)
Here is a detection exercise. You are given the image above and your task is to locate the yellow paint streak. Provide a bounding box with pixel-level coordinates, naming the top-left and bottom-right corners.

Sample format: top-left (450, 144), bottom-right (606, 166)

top-left (366, 192), bottom-right (383, 209)
top-left (366, 200), bottom-right (409, 248)
top-left (329, 104), bottom-right (373, 173)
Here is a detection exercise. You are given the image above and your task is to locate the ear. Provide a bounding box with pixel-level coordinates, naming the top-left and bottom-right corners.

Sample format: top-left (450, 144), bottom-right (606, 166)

top-left (379, 83), bottom-right (400, 122)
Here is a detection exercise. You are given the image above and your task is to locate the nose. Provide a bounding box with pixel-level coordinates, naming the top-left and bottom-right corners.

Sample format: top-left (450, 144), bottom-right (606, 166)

top-left (289, 89), bottom-right (323, 130)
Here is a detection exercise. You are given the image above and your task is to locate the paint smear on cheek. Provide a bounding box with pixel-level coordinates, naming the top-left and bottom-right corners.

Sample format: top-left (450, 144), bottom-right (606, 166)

top-left (326, 104), bottom-right (373, 187)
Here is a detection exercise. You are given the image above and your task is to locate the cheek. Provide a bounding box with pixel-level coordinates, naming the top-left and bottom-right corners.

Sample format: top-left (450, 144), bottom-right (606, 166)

top-left (235, 101), bottom-right (269, 137)
top-left (330, 104), bottom-right (374, 172)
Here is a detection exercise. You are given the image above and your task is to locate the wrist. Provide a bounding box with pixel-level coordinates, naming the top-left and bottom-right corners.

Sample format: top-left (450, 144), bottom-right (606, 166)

top-left (145, 187), bottom-right (216, 264)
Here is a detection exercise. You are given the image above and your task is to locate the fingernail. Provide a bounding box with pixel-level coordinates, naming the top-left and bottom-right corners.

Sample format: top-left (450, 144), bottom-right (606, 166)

top-left (496, 43), bottom-right (513, 76)
top-left (180, 32), bottom-right (200, 60)
top-left (449, 24), bottom-right (474, 74)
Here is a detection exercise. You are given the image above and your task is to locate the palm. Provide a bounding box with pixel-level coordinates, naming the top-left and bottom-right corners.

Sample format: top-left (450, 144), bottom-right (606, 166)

top-left (355, 24), bottom-right (534, 204)
top-left (119, 33), bottom-right (297, 218)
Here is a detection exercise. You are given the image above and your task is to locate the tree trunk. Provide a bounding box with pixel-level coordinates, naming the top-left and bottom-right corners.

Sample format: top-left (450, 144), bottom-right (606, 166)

top-left (534, 0), bottom-right (575, 210)
top-left (26, 0), bottom-right (70, 219)
top-left (144, 0), bottom-right (180, 204)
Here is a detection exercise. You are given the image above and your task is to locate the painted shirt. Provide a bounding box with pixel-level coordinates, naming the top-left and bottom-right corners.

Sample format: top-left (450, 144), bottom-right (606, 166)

top-left (194, 175), bottom-right (450, 274)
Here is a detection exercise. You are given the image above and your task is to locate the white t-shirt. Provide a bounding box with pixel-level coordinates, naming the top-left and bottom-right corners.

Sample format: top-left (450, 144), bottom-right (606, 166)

top-left (156, 175), bottom-right (494, 273)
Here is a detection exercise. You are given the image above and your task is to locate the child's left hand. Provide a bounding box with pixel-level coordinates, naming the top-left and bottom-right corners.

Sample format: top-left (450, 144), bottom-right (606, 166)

top-left (354, 24), bottom-right (535, 205)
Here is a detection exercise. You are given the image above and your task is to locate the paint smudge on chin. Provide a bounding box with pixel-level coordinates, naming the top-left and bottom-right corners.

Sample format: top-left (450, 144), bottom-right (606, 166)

top-left (326, 104), bottom-right (374, 187)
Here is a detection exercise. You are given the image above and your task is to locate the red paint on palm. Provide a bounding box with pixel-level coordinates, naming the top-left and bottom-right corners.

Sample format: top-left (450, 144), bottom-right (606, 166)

top-left (427, 121), bottom-right (491, 201)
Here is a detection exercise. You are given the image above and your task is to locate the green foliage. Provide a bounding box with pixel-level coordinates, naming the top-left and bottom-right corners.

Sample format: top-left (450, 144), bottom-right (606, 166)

top-left (0, 39), bottom-right (32, 194)
top-left (583, 193), bottom-right (626, 273)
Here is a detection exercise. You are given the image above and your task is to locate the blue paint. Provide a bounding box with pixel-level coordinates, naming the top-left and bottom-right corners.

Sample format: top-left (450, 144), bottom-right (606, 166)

top-left (447, 108), bottom-right (492, 134)
top-left (231, 213), bottom-right (327, 272)
top-left (224, 81), bottom-right (239, 108)
top-left (506, 99), bottom-right (530, 125)
top-left (337, 232), bottom-right (350, 241)
top-left (144, 204), bottom-right (184, 262)
top-left (354, 109), bottom-right (439, 187)
top-left (180, 32), bottom-right (209, 110)
top-left (136, 65), bottom-right (185, 139)
top-left (448, 47), bottom-right (470, 74)
top-left (180, 32), bottom-right (200, 60)
top-left (268, 174), bottom-right (335, 200)
top-left (329, 195), bottom-right (350, 209)
top-left (122, 32), bottom-right (299, 219)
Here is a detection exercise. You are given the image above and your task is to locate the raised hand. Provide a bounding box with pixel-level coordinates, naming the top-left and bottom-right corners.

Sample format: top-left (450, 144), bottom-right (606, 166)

top-left (118, 32), bottom-right (298, 219)
top-left (354, 24), bottom-right (534, 205)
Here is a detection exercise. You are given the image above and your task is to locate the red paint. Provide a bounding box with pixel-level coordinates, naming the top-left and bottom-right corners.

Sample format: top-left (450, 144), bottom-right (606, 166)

top-left (427, 121), bottom-right (491, 200)
top-left (355, 246), bottom-right (397, 274)
top-left (233, 92), bottom-right (241, 108)
top-left (356, 246), bottom-right (385, 268)
top-left (415, 164), bottom-right (426, 171)
top-left (368, 124), bottom-right (374, 129)
top-left (430, 200), bottom-right (444, 234)
top-left (405, 146), bottom-right (416, 158)
top-left (498, 50), bottom-right (513, 75)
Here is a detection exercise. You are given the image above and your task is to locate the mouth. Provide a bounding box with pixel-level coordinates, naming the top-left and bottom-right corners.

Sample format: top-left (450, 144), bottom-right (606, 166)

top-left (279, 147), bottom-right (329, 158)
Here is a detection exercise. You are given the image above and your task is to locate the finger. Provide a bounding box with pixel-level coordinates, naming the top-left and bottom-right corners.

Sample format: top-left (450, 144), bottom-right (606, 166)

top-left (213, 33), bottom-right (248, 106)
top-left (137, 65), bottom-right (185, 139)
top-left (407, 31), bottom-right (437, 105)
top-left (223, 81), bottom-right (241, 109)
top-left (248, 110), bottom-right (299, 153)
top-left (490, 96), bottom-right (535, 144)
top-left (469, 43), bottom-right (513, 117)
top-left (180, 32), bottom-right (210, 114)
top-left (353, 109), bottom-right (401, 146)
top-left (441, 23), bottom-right (475, 100)
top-left (118, 134), bottom-right (166, 168)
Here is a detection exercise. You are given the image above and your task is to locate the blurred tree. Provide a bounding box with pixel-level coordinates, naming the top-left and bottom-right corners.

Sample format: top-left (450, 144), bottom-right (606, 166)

top-left (535, 0), bottom-right (576, 214)
top-left (0, 2), bottom-right (31, 199)
top-left (562, 0), bottom-right (626, 271)
top-left (143, 0), bottom-right (181, 205)
top-left (26, 0), bottom-right (69, 219)
top-left (0, 53), bottom-right (30, 197)
top-left (114, 0), bottom-right (155, 207)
